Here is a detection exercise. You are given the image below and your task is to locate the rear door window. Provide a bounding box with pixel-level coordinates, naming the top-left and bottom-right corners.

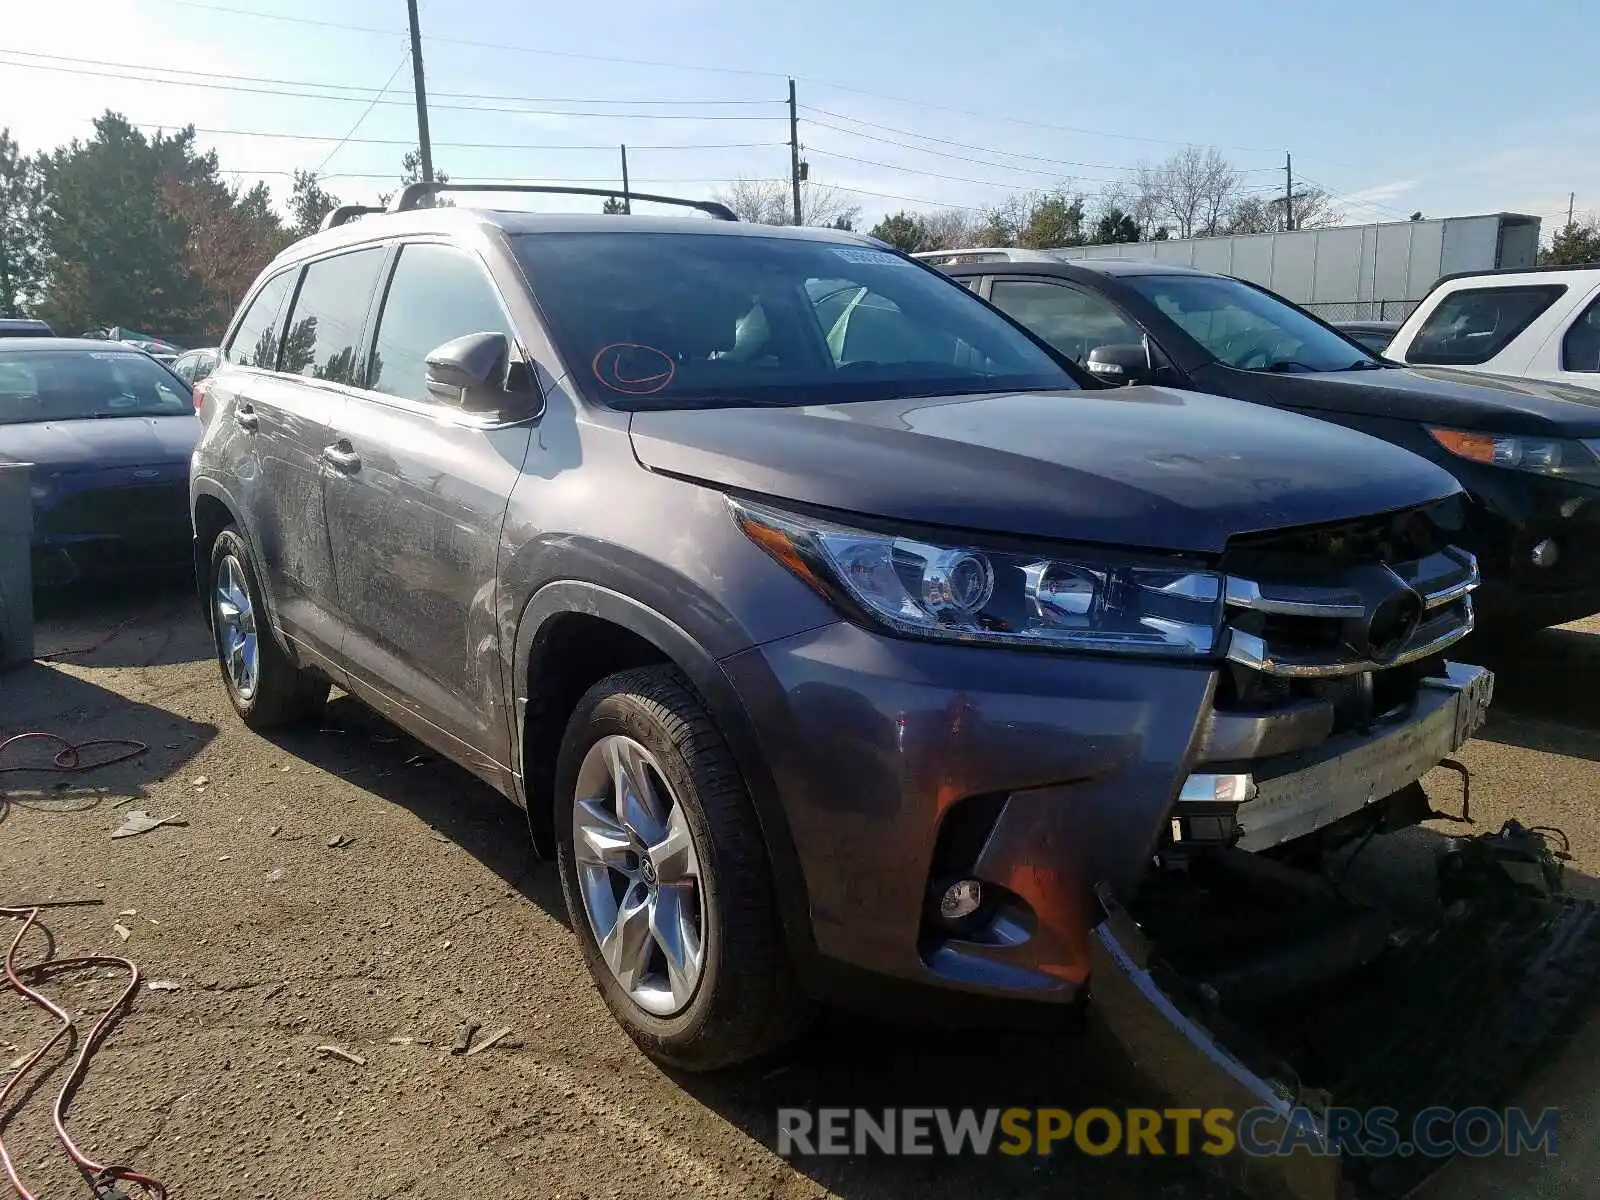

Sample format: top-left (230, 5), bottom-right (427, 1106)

top-left (225, 269), bottom-right (297, 368)
top-left (1560, 292), bottom-right (1600, 372)
top-left (1407, 285), bottom-right (1566, 366)
top-left (278, 247), bottom-right (387, 385)
top-left (989, 279), bottom-right (1144, 363)
top-left (367, 243), bottom-right (515, 403)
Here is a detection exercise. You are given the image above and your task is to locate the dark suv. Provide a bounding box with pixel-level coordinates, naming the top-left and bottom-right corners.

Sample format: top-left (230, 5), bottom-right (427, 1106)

top-left (925, 250), bottom-right (1600, 629)
top-left (194, 185), bottom-right (1518, 1191)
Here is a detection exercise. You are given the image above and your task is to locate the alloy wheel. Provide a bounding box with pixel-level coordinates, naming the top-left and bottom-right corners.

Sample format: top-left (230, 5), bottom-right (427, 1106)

top-left (214, 554), bottom-right (259, 701)
top-left (571, 734), bottom-right (706, 1016)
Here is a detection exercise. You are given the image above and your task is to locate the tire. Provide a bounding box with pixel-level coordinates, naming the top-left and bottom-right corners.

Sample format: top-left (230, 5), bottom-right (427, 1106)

top-left (208, 526), bottom-right (328, 729)
top-left (554, 665), bottom-right (811, 1070)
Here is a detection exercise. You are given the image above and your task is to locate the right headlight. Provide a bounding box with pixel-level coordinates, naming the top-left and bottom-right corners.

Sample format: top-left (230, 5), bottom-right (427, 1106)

top-left (731, 497), bottom-right (1222, 657)
top-left (1427, 428), bottom-right (1600, 484)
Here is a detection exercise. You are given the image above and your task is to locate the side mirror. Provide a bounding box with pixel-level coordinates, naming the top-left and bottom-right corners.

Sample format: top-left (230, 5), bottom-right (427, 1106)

top-left (425, 331), bottom-right (516, 412)
top-left (1085, 342), bottom-right (1152, 386)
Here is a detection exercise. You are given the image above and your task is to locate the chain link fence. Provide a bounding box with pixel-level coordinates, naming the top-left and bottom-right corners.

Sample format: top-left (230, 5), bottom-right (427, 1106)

top-left (1301, 300), bottom-right (1420, 323)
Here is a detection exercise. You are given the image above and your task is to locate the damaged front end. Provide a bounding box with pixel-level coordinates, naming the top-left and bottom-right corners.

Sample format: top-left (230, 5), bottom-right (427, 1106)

top-left (1094, 820), bottom-right (1600, 1200)
top-left (1088, 507), bottom-right (1600, 1199)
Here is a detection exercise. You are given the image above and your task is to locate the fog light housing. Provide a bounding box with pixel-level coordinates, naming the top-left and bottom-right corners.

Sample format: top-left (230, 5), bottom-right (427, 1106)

top-left (1530, 538), bottom-right (1559, 569)
top-left (938, 878), bottom-right (984, 922)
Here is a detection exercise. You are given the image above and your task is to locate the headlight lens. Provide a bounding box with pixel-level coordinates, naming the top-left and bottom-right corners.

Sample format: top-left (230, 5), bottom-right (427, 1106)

top-left (731, 498), bottom-right (1222, 656)
top-left (1428, 428), bottom-right (1600, 483)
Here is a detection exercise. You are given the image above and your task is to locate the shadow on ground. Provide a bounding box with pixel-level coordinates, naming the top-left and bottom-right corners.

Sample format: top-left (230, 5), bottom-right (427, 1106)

top-left (30, 568), bottom-right (209, 669)
top-left (0, 661), bottom-right (216, 824)
top-left (259, 695), bottom-right (568, 921)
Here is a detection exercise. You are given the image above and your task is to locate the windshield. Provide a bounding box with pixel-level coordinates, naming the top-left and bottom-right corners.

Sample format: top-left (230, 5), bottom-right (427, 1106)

top-left (1129, 274), bottom-right (1377, 373)
top-left (513, 232), bottom-right (1073, 409)
top-left (0, 349), bottom-right (192, 426)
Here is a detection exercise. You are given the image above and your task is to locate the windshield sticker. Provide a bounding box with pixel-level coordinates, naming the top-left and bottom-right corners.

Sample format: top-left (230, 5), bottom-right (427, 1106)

top-left (829, 247), bottom-right (905, 266)
top-left (592, 343), bottom-right (676, 395)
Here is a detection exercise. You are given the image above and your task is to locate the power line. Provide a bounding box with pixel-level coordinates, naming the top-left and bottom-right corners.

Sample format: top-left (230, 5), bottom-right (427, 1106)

top-left (800, 80), bottom-right (1284, 153)
top-left (819, 183), bottom-right (977, 210)
top-left (131, 124), bottom-right (786, 152)
top-left (802, 106), bottom-right (1280, 174)
top-left (0, 56), bottom-right (783, 119)
top-left (152, 0), bottom-right (789, 79)
top-left (802, 118), bottom-right (1120, 179)
top-left (142, 0), bottom-right (1283, 152)
top-left (805, 147), bottom-right (1133, 190)
top-left (236, 170), bottom-right (780, 184)
top-left (1294, 172), bottom-right (1417, 221)
top-left (315, 48), bottom-right (412, 174)
top-left (0, 48), bottom-right (781, 106)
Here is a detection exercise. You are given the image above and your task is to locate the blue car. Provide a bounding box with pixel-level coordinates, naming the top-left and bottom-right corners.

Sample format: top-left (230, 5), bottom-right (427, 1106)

top-left (0, 338), bottom-right (197, 586)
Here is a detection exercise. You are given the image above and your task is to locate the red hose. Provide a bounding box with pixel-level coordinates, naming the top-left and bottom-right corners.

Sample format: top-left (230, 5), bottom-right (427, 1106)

top-left (1, 907), bottom-right (169, 1199)
top-left (0, 732), bottom-right (148, 776)
top-left (1, 728), bottom-right (164, 1198)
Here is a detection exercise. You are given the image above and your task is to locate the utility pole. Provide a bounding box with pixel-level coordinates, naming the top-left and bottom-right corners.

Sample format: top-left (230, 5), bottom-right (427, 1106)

top-left (1284, 152), bottom-right (1294, 232)
top-left (788, 77), bottom-right (803, 226)
top-left (406, 0), bottom-right (435, 184)
top-left (1569, 191), bottom-right (1576, 227)
top-left (620, 145), bottom-right (631, 214)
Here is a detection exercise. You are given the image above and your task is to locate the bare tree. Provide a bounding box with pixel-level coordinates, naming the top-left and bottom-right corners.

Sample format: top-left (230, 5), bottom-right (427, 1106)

top-left (1102, 147), bottom-right (1242, 239)
top-left (1101, 174), bottom-right (1165, 241)
top-left (919, 208), bottom-right (983, 250)
top-left (1225, 186), bottom-right (1343, 235)
top-left (1154, 146), bottom-right (1243, 238)
top-left (711, 177), bottom-right (861, 228)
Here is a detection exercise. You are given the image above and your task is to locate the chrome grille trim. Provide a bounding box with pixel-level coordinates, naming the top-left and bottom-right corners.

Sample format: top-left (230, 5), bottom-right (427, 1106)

top-left (1221, 546), bottom-right (1479, 679)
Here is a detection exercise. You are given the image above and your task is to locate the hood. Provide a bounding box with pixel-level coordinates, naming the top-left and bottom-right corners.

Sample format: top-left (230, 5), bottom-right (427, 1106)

top-left (1219, 363), bottom-right (1600, 436)
top-left (0, 415), bottom-right (198, 471)
top-left (628, 388), bottom-right (1462, 556)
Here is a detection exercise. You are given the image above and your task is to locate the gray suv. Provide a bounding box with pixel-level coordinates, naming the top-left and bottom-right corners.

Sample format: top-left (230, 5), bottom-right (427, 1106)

top-left (195, 185), bottom-right (1510, 1184)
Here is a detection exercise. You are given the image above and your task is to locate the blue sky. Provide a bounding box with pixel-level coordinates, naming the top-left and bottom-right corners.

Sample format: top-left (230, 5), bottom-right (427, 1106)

top-left (4, 0), bottom-right (1596, 236)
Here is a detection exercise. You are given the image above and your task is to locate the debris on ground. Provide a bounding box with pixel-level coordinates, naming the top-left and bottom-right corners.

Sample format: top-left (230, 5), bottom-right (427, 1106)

top-left (465, 1026), bottom-right (514, 1057)
top-left (146, 980), bottom-right (181, 992)
top-left (110, 810), bottom-right (186, 839)
top-left (314, 1044), bottom-right (367, 1066)
top-left (111, 923), bottom-right (131, 942)
top-left (326, 835), bottom-right (354, 849)
top-left (191, 776), bottom-right (208, 788)
top-left (266, 868), bottom-right (284, 882)
top-left (450, 1021), bottom-right (481, 1055)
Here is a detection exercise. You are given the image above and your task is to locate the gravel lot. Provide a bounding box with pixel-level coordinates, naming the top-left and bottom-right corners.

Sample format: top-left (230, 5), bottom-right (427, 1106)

top-left (2, 577), bottom-right (1597, 1200)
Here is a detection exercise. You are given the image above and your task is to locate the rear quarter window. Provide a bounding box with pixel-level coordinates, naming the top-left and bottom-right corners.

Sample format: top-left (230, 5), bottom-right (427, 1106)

top-left (278, 247), bottom-right (387, 384)
top-left (1407, 285), bottom-right (1566, 366)
top-left (1560, 292), bottom-right (1600, 372)
top-left (225, 269), bottom-right (298, 368)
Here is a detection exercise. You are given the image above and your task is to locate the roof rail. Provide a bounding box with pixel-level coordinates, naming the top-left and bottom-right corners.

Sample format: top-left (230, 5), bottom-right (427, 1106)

top-left (912, 247), bottom-right (1060, 266)
top-left (319, 204), bottom-right (385, 232)
top-left (388, 181), bottom-right (738, 222)
top-left (1431, 259), bottom-right (1600, 286)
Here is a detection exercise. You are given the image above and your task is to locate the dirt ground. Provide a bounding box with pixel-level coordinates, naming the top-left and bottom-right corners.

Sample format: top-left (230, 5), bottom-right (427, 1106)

top-left (2, 577), bottom-right (1598, 1200)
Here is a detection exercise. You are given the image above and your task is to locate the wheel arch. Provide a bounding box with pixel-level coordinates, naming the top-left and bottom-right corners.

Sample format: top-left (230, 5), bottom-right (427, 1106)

top-left (512, 580), bottom-right (816, 970)
top-left (190, 477), bottom-right (292, 659)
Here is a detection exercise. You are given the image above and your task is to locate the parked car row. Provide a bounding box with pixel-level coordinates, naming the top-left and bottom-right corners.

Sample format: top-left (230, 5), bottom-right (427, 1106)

top-left (169, 183), bottom-right (1599, 1200)
top-left (919, 248), bottom-right (1600, 630)
top-left (0, 338), bottom-right (198, 585)
top-left (2, 190), bottom-right (1591, 1199)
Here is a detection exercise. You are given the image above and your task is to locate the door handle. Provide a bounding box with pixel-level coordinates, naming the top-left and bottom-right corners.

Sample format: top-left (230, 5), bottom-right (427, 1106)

top-left (322, 441), bottom-right (361, 473)
top-left (234, 405), bottom-right (258, 431)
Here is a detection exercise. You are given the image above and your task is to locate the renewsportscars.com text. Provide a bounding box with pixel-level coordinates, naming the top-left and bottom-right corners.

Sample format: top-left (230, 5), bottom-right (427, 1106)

top-left (776, 1106), bottom-right (1560, 1160)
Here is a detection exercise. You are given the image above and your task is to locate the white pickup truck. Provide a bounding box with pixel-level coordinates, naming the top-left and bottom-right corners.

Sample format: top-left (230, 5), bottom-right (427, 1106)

top-left (1386, 263), bottom-right (1600, 387)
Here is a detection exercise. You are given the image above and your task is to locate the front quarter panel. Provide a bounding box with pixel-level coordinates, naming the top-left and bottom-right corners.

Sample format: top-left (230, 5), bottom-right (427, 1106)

top-left (495, 393), bottom-right (840, 670)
